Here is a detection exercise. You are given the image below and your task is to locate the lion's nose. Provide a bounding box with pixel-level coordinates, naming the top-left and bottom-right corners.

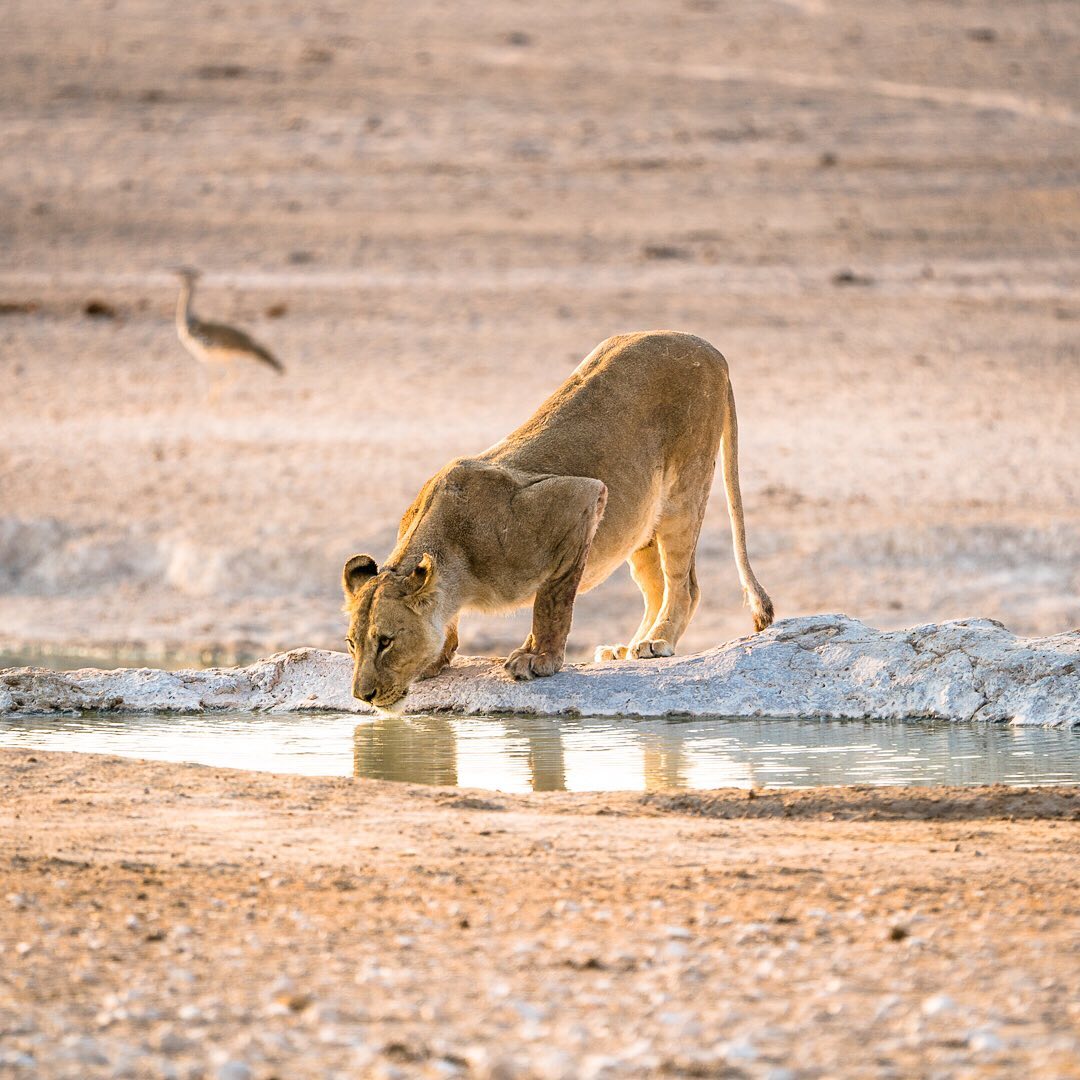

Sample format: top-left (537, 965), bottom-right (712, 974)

top-left (353, 685), bottom-right (376, 703)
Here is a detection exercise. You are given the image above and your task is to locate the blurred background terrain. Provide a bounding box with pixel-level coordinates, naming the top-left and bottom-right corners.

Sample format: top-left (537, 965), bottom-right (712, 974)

top-left (1, 0), bottom-right (1077, 665)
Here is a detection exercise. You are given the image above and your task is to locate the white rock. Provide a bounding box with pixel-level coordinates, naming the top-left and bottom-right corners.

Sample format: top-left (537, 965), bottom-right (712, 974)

top-left (65, 1036), bottom-right (108, 1066)
top-left (723, 1037), bottom-right (758, 1062)
top-left (1, 615), bottom-right (1077, 725)
top-left (921, 994), bottom-right (956, 1017)
top-left (967, 1028), bottom-right (1005, 1053)
top-left (216, 1063), bottom-right (252, 1080)
top-left (0, 1052), bottom-right (35, 1070)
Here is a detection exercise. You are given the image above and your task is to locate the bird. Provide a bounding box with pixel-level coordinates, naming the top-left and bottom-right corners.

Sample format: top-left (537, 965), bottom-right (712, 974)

top-left (173, 267), bottom-right (284, 399)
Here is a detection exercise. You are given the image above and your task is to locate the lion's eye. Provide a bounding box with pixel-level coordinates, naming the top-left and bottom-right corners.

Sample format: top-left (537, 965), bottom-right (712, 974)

top-left (377, 635), bottom-right (394, 653)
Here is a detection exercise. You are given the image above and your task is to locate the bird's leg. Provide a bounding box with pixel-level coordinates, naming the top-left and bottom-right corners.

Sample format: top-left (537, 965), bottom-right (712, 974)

top-left (205, 369), bottom-right (221, 405)
top-left (223, 366), bottom-right (240, 399)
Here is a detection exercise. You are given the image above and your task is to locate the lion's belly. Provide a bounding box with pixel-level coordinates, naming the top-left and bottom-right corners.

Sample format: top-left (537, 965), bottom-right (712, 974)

top-left (459, 475), bottom-right (662, 613)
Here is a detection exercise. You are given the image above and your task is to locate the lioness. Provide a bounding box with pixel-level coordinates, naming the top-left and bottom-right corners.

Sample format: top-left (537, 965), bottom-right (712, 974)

top-left (342, 331), bottom-right (773, 708)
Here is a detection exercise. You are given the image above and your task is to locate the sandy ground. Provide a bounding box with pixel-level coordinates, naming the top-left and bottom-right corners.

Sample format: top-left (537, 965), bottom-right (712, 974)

top-left (0, 0), bottom-right (1077, 666)
top-left (0, 749), bottom-right (1077, 1077)
top-left (3, 11), bottom-right (1079, 1076)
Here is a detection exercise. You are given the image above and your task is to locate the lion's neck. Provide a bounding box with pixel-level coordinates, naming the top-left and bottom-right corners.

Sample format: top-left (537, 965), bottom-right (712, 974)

top-left (389, 536), bottom-right (467, 622)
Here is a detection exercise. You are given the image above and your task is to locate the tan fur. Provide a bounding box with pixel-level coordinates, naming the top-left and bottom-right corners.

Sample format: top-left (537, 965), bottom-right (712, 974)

top-left (342, 331), bottom-right (774, 707)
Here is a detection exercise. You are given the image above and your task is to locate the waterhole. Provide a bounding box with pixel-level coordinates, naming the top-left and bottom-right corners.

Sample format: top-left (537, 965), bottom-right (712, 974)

top-left (1, 712), bottom-right (1077, 791)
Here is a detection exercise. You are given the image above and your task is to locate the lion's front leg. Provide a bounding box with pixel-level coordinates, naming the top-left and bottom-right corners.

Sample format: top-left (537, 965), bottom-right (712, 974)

top-left (504, 476), bottom-right (607, 681)
top-left (504, 573), bottom-right (579, 681)
top-left (418, 619), bottom-right (459, 680)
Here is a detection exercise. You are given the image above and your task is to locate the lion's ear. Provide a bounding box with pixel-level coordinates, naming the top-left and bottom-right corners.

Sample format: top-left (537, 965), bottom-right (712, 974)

top-left (342, 554), bottom-right (378, 600)
top-left (405, 552), bottom-right (437, 602)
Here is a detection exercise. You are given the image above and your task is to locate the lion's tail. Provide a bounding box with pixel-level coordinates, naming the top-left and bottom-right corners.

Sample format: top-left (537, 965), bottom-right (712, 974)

top-left (719, 381), bottom-right (774, 632)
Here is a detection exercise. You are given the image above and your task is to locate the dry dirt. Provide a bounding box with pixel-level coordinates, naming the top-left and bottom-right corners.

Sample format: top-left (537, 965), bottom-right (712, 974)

top-left (2, 7), bottom-right (1079, 1077)
top-left (1, 0), bottom-right (1078, 666)
top-left (1, 750), bottom-right (1078, 1077)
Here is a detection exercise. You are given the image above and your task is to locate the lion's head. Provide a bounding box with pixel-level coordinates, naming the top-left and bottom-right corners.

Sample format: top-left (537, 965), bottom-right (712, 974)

top-left (341, 552), bottom-right (444, 710)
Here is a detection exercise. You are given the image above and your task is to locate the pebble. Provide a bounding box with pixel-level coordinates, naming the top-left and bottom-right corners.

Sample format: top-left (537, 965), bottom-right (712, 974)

top-left (921, 994), bottom-right (956, 1017)
top-left (510, 999), bottom-right (545, 1022)
top-left (0, 1052), bottom-right (35, 1070)
top-left (160, 1029), bottom-right (192, 1055)
top-left (216, 1062), bottom-right (252, 1080)
top-left (65, 1035), bottom-right (109, 1066)
top-left (968, 1028), bottom-right (1004, 1053)
top-left (724, 1037), bottom-right (758, 1063)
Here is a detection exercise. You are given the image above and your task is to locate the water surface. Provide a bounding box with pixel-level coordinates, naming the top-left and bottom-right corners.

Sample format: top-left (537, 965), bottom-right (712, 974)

top-left (1, 712), bottom-right (1078, 791)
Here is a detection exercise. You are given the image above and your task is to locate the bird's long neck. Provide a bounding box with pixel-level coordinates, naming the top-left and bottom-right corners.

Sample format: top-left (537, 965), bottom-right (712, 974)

top-left (176, 278), bottom-right (195, 336)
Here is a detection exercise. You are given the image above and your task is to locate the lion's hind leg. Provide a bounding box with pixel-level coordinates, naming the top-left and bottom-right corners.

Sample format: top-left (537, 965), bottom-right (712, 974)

top-left (594, 540), bottom-right (664, 662)
top-left (629, 498), bottom-right (706, 660)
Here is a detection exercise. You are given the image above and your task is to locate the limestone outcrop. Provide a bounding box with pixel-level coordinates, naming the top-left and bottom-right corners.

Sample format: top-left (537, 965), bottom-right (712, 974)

top-left (1, 616), bottom-right (1076, 726)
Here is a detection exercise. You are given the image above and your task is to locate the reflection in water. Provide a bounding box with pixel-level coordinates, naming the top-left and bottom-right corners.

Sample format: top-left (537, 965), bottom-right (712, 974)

top-left (1, 710), bottom-right (1078, 791)
top-left (353, 716), bottom-right (458, 786)
top-left (642, 736), bottom-right (689, 791)
top-left (346, 714), bottom-right (1080, 792)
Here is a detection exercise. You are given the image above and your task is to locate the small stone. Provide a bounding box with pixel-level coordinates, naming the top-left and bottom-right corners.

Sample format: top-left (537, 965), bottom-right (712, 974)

top-left (67, 1036), bottom-right (109, 1066)
top-left (83, 299), bottom-right (117, 319)
top-left (0, 1052), bottom-right (36, 1070)
top-left (968, 1028), bottom-right (1004, 1053)
top-left (510, 999), bottom-right (544, 1022)
top-left (832, 268), bottom-right (874, 287)
top-left (724, 1038), bottom-right (758, 1062)
top-left (921, 994), bottom-right (956, 1017)
top-left (216, 1063), bottom-right (252, 1080)
top-left (160, 1030), bottom-right (191, 1055)
top-left (663, 925), bottom-right (692, 940)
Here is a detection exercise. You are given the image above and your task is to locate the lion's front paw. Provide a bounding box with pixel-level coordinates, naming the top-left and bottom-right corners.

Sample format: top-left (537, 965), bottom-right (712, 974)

top-left (504, 648), bottom-right (562, 681)
top-left (594, 644), bottom-right (629, 662)
top-left (630, 638), bottom-right (674, 659)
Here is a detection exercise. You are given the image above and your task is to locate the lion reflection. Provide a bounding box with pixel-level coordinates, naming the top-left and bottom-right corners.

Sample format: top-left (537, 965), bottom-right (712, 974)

top-left (353, 715), bottom-right (460, 786)
top-left (353, 716), bottom-right (721, 793)
top-left (353, 715), bottom-right (569, 791)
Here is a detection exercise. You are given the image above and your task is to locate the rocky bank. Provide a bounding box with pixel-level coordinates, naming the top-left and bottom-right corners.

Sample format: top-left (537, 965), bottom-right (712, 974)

top-left (2, 615), bottom-right (1076, 726)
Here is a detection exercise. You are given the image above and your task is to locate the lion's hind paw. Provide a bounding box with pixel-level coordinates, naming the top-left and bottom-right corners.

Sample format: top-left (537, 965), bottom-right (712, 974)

top-left (630, 638), bottom-right (674, 659)
top-left (593, 644), bottom-right (630, 662)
